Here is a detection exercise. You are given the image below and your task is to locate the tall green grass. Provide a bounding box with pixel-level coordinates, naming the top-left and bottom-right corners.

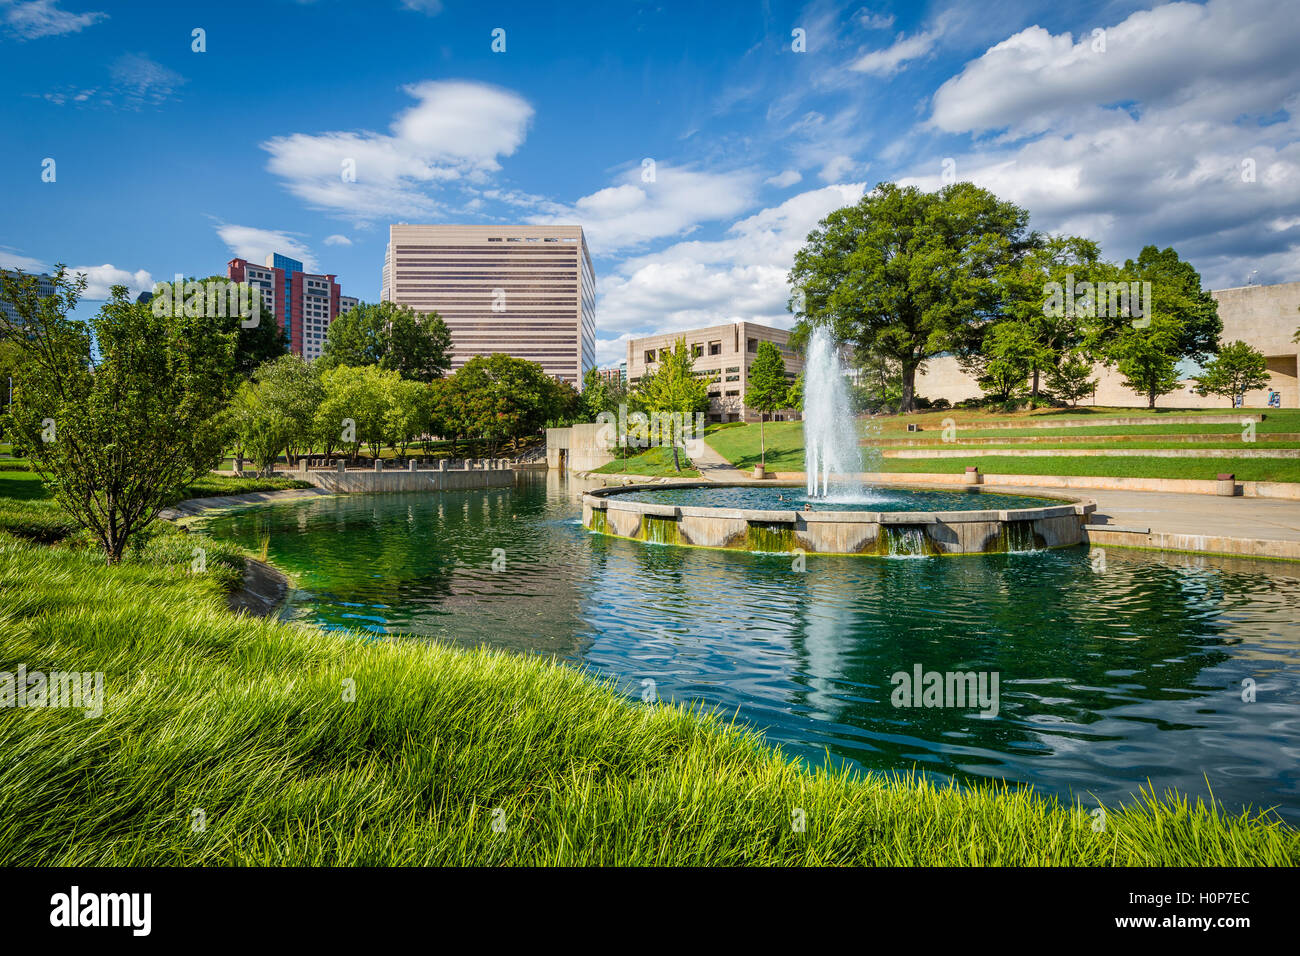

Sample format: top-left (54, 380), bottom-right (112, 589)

top-left (1, 531), bottom-right (1294, 865)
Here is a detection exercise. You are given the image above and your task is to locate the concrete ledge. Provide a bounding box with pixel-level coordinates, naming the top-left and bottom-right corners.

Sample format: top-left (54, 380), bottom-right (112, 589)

top-left (1084, 527), bottom-right (1300, 562)
top-left (769, 471), bottom-right (1300, 499)
top-left (301, 469), bottom-right (516, 493)
top-left (583, 481), bottom-right (1095, 555)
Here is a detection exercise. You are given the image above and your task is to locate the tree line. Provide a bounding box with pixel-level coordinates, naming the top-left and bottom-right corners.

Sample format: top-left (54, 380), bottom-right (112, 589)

top-left (0, 271), bottom-right (581, 561)
top-left (790, 182), bottom-right (1272, 410)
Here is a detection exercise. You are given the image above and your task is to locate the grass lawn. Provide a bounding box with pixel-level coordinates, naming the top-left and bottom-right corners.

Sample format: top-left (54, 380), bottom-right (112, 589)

top-left (705, 417), bottom-right (1300, 483)
top-left (2, 523), bottom-right (1296, 864)
top-left (0, 469), bottom-right (313, 545)
top-left (591, 445), bottom-right (701, 478)
top-left (875, 457), bottom-right (1300, 483)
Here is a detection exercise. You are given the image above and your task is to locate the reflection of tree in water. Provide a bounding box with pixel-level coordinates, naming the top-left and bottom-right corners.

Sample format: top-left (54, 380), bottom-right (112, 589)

top-left (199, 485), bottom-right (595, 658)
top-left (778, 549), bottom-right (1270, 779)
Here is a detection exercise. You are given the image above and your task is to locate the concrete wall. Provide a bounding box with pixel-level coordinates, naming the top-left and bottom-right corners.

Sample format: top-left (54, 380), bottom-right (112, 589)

top-left (546, 423), bottom-right (616, 472)
top-left (914, 280), bottom-right (1300, 408)
top-left (300, 468), bottom-right (516, 493)
top-left (583, 481), bottom-right (1094, 555)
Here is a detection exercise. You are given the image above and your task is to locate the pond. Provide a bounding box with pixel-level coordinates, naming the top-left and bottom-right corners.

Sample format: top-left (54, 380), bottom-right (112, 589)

top-left (195, 473), bottom-right (1300, 822)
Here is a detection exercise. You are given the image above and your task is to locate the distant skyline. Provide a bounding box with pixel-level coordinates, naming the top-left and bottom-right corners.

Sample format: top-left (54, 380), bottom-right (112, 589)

top-left (2, 0), bottom-right (1297, 364)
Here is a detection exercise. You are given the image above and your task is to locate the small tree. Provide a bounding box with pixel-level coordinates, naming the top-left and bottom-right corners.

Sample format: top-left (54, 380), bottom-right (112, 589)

top-left (634, 338), bottom-right (709, 472)
top-left (961, 322), bottom-right (1048, 404)
top-left (1193, 340), bottom-right (1269, 407)
top-left (744, 340), bottom-right (788, 469)
top-left (253, 354), bottom-right (323, 464)
top-left (1044, 352), bottom-right (1098, 408)
top-left (316, 365), bottom-right (394, 460)
top-left (386, 377), bottom-right (431, 458)
top-left (1, 269), bottom-right (236, 562)
top-left (1112, 317), bottom-right (1183, 409)
top-left (229, 378), bottom-right (293, 477)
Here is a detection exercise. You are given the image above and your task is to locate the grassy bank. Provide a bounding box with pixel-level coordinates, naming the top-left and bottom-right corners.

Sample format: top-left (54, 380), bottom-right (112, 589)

top-left (704, 418), bottom-right (1300, 483)
top-left (0, 469), bottom-right (312, 545)
top-left (1, 529), bottom-right (1296, 865)
top-left (590, 445), bottom-right (700, 478)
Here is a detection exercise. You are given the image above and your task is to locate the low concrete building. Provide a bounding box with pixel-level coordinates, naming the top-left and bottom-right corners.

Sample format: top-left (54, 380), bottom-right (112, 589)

top-left (626, 321), bottom-right (802, 423)
top-left (915, 280), bottom-right (1300, 408)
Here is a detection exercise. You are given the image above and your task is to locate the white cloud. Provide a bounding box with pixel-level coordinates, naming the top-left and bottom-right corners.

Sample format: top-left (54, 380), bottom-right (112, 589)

top-left (527, 163), bottom-right (761, 253)
top-left (849, 29), bottom-right (940, 76)
top-left (214, 224), bottom-right (320, 273)
top-left (37, 52), bottom-right (184, 109)
top-left (71, 264), bottom-right (153, 300)
top-left (108, 53), bottom-right (185, 108)
top-left (262, 80), bottom-right (534, 222)
top-left (1, 0), bottom-right (106, 40)
top-left (0, 253), bottom-right (150, 299)
top-left (399, 0), bottom-right (443, 13)
top-left (931, 0), bottom-right (1299, 136)
top-left (899, 0), bottom-right (1300, 290)
top-left (323, 234), bottom-right (352, 246)
top-left (766, 169), bottom-right (803, 188)
top-left (854, 8), bottom-right (896, 30)
top-left (591, 182), bottom-right (866, 362)
top-left (0, 249), bottom-right (49, 272)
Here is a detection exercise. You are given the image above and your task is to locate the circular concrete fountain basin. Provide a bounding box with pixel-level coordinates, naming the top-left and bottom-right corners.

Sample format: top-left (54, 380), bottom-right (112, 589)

top-left (582, 480), bottom-right (1097, 556)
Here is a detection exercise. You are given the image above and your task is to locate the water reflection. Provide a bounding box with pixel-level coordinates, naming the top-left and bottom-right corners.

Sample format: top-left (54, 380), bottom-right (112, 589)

top-left (196, 472), bottom-right (1300, 821)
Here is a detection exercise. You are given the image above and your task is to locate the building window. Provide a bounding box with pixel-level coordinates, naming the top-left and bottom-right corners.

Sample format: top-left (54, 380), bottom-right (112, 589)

top-left (691, 343), bottom-right (703, 358)
top-left (747, 337), bottom-right (758, 353)
top-left (644, 350), bottom-right (656, 363)
top-left (708, 341), bottom-right (721, 355)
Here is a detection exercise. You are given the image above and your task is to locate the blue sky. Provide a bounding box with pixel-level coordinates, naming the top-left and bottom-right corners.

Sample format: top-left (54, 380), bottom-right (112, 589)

top-left (2, 0), bottom-right (1297, 365)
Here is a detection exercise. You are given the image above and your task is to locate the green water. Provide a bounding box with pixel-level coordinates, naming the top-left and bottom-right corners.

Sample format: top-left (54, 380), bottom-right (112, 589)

top-left (197, 474), bottom-right (1300, 822)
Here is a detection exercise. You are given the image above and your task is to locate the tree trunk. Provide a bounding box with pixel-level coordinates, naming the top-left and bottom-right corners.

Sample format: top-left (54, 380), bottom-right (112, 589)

top-left (1031, 368), bottom-right (1040, 403)
top-left (901, 361), bottom-right (917, 413)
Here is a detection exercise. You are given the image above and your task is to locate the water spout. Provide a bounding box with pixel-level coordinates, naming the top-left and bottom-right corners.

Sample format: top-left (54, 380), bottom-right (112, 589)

top-left (803, 327), bottom-right (862, 498)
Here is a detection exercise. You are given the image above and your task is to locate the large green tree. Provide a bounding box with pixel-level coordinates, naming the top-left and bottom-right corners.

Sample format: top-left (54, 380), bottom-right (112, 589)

top-left (321, 301), bottom-right (452, 382)
top-left (993, 235), bottom-right (1108, 401)
top-left (1, 268), bottom-right (237, 562)
top-left (790, 181), bottom-right (1034, 412)
top-left (435, 354), bottom-right (570, 455)
top-left (743, 340), bottom-right (788, 468)
top-left (229, 354), bottom-right (323, 470)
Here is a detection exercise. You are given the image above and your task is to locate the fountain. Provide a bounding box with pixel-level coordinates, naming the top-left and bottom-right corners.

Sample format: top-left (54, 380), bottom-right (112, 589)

top-left (803, 327), bottom-right (863, 498)
top-left (581, 325), bottom-right (1096, 556)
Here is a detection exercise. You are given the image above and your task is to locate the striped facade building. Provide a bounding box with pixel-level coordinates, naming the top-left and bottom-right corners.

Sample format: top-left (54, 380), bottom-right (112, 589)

top-left (381, 224), bottom-right (596, 384)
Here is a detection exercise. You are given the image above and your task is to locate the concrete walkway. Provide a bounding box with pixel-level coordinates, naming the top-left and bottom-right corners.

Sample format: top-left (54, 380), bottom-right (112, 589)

top-left (994, 483), bottom-right (1300, 561)
top-left (689, 441), bottom-right (753, 482)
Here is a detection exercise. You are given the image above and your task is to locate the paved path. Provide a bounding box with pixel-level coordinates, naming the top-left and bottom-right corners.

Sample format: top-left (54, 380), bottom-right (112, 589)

top-left (999, 485), bottom-right (1300, 542)
top-left (689, 441), bottom-right (753, 482)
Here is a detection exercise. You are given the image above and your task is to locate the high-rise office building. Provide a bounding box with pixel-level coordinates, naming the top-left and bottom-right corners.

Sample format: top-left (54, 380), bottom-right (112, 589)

top-left (226, 254), bottom-right (357, 361)
top-left (381, 224), bottom-right (596, 384)
top-left (0, 270), bottom-right (56, 327)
